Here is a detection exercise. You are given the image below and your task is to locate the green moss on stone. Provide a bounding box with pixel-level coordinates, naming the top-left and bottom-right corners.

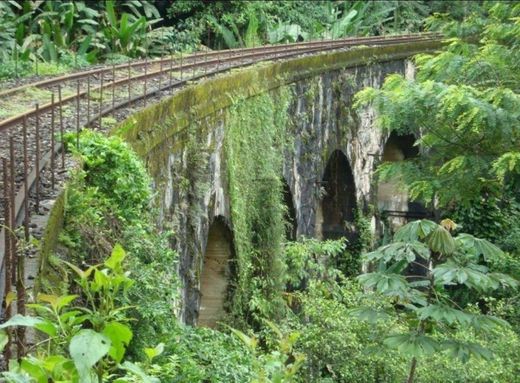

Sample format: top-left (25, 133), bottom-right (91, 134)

top-left (34, 191), bottom-right (68, 295)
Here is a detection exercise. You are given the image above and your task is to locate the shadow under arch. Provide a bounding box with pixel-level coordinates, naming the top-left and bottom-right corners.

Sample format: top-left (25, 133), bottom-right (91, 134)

top-left (282, 179), bottom-right (297, 241)
top-left (198, 216), bottom-right (235, 328)
top-left (378, 132), bottom-right (429, 277)
top-left (377, 132), bottom-right (428, 219)
top-left (320, 149), bottom-right (357, 240)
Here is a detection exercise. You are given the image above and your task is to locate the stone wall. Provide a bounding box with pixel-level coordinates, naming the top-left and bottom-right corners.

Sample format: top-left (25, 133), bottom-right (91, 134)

top-left (115, 41), bottom-right (440, 324)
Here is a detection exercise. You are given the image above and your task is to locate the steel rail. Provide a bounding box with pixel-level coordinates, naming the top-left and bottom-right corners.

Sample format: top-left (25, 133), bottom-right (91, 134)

top-left (0, 34), bottom-right (437, 132)
top-left (0, 32), bottom-right (438, 99)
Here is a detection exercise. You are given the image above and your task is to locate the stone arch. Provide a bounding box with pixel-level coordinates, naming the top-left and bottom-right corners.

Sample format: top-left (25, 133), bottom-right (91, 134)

top-left (377, 132), bottom-right (424, 220)
top-left (282, 179), bottom-right (297, 241)
top-left (320, 150), bottom-right (357, 240)
top-left (377, 132), bottom-right (430, 276)
top-left (198, 216), bottom-right (234, 328)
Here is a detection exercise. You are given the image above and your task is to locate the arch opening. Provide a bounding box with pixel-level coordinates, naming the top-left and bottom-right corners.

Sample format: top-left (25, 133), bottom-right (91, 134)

top-left (198, 217), bottom-right (233, 328)
top-left (377, 132), bottom-right (428, 219)
top-left (320, 150), bottom-right (357, 240)
top-left (282, 180), bottom-right (297, 241)
top-left (377, 132), bottom-right (429, 277)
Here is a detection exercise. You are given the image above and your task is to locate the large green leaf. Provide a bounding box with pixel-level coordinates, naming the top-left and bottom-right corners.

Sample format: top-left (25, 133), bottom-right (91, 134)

top-left (441, 340), bottom-right (493, 363)
top-left (0, 314), bottom-right (44, 329)
top-left (347, 307), bottom-right (391, 324)
top-left (207, 15), bottom-right (238, 48)
top-left (432, 260), bottom-right (492, 289)
top-left (470, 314), bottom-right (509, 331)
top-left (384, 333), bottom-right (439, 357)
top-left (144, 343), bottom-right (164, 362)
top-left (20, 358), bottom-right (47, 383)
top-left (102, 322), bottom-right (133, 363)
top-left (455, 233), bottom-right (504, 260)
top-left (363, 241), bottom-right (429, 263)
top-left (487, 272), bottom-right (519, 289)
top-left (427, 225), bottom-right (455, 255)
top-left (105, 244), bottom-right (126, 271)
top-left (69, 330), bottom-right (111, 383)
top-left (394, 220), bottom-right (438, 242)
top-left (105, 0), bottom-right (117, 28)
top-left (416, 304), bottom-right (472, 325)
top-left (357, 272), bottom-right (409, 295)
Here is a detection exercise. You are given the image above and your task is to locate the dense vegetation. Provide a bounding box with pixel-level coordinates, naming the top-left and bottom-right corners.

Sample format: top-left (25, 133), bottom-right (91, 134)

top-left (0, 0), bottom-right (472, 79)
top-left (1, 1), bottom-right (520, 382)
top-left (356, 0), bottom-right (520, 339)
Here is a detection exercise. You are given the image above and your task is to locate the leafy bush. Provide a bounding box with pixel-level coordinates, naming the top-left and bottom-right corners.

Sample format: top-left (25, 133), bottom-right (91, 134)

top-left (0, 245), bottom-right (149, 382)
top-left (61, 131), bottom-right (179, 356)
top-left (163, 326), bottom-right (255, 382)
top-left (286, 279), bottom-right (408, 382)
top-left (0, 59), bottom-right (32, 80)
top-left (355, 219), bottom-right (518, 382)
top-left (65, 130), bottom-right (151, 223)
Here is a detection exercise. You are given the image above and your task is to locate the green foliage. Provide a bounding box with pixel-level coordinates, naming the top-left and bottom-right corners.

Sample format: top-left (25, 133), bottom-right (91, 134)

top-left (65, 130), bottom-right (150, 223)
top-left (0, 0), bottom-right (164, 79)
top-left (355, 4), bottom-right (520, 348)
top-left (278, 235), bottom-right (520, 382)
top-left (102, 0), bottom-right (161, 56)
top-left (168, 1), bottom-right (439, 50)
top-left (286, 278), bottom-right (409, 382)
top-left (284, 237), bottom-right (346, 286)
top-left (230, 321), bottom-right (305, 383)
top-left (224, 87), bottom-right (292, 325)
top-left (356, 219), bottom-right (518, 382)
top-left (0, 245), bottom-right (139, 382)
top-left (116, 326), bottom-right (254, 382)
top-left (60, 130), bottom-right (179, 356)
top-left (354, 3), bottom-right (520, 209)
top-left (357, 3), bottom-right (520, 207)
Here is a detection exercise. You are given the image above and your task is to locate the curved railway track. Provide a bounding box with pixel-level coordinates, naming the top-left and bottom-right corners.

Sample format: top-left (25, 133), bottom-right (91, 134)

top-left (0, 33), bottom-right (441, 356)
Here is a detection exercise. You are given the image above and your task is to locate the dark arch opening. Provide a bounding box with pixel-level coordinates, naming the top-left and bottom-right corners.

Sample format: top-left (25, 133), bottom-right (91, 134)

top-left (282, 180), bottom-right (297, 241)
top-left (382, 132), bottom-right (418, 162)
top-left (198, 217), bottom-right (234, 328)
top-left (321, 150), bottom-right (357, 241)
top-left (379, 132), bottom-right (429, 277)
top-left (378, 132), bottom-right (428, 218)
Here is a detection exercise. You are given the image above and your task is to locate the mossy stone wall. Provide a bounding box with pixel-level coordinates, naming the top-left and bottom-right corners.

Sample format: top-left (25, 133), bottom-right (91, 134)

top-left (114, 41), bottom-right (440, 324)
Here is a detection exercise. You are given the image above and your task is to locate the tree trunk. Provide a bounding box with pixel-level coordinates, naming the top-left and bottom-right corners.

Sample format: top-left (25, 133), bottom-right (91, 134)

top-left (406, 357), bottom-right (417, 383)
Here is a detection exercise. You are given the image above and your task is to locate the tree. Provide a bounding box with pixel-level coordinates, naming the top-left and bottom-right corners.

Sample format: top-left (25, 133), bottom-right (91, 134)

top-left (354, 219), bottom-right (518, 383)
top-left (354, 2), bottom-right (520, 210)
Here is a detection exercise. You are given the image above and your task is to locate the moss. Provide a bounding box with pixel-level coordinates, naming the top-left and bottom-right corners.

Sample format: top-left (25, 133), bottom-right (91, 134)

top-left (115, 40), bottom-right (441, 157)
top-left (220, 85), bottom-right (294, 325)
top-left (34, 191), bottom-right (68, 295)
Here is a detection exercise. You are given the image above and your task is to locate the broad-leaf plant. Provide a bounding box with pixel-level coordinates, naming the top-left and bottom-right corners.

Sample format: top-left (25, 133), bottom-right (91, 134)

top-left (355, 219), bottom-right (518, 383)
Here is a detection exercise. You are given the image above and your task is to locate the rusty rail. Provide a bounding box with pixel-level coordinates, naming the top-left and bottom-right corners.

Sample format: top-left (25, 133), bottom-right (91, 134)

top-left (0, 33), bottom-right (441, 357)
top-left (0, 32), bottom-right (439, 99)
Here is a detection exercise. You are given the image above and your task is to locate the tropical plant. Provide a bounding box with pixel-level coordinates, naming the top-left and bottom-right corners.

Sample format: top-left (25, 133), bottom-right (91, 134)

top-left (284, 237), bottom-right (346, 288)
top-left (101, 0), bottom-right (161, 57)
top-left (231, 321), bottom-right (305, 383)
top-left (0, 245), bottom-right (139, 382)
top-left (354, 219), bottom-right (518, 382)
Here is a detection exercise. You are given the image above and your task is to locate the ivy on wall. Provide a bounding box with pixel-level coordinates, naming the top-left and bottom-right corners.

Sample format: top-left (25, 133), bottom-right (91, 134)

top-left (224, 86), bottom-right (293, 326)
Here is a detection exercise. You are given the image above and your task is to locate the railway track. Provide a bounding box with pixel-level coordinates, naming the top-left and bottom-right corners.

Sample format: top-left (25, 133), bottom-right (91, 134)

top-left (0, 33), bottom-right (440, 356)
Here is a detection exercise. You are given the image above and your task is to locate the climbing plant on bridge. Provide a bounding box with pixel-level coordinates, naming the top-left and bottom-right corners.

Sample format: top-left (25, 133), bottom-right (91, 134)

top-left (224, 86), bottom-right (293, 327)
